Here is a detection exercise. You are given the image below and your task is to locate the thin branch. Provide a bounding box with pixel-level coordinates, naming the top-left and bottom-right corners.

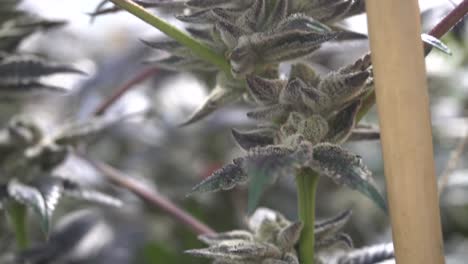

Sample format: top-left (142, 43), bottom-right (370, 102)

top-left (438, 124), bottom-right (468, 195)
top-left (357, 0), bottom-right (468, 121)
top-left (93, 67), bottom-right (159, 116)
top-left (429, 0), bottom-right (468, 38)
top-left (82, 155), bottom-right (216, 236)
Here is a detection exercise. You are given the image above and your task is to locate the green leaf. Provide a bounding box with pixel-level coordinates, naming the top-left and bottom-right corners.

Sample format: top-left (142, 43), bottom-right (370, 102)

top-left (188, 160), bottom-right (248, 196)
top-left (231, 128), bottom-right (274, 150)
top-left (309, 143), bottom-right (387, 212)
top-left (7, 180), bottom-right (50, 234)
top-left (245, 145), bottom-right (296, 213)
top-left (7, 202), bottom-right (28, 249)
top-left (62, 179), bottom-right (122, 207)
top-left (180, 86), bottom-right (242, 126)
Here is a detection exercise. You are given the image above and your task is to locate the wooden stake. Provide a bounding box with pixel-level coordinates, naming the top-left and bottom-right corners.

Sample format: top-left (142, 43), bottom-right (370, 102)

top-left (365, 1), bottom-right (445, 263)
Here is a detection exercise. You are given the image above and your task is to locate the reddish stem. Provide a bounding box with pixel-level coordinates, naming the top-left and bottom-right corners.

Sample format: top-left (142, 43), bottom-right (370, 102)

top-left (90, 66), bottom-right (217, 236)
top-left (358, 0), bottom-right (468, 121)
top-left (84, 156), bottom-right (215, 236)
top-left (429, 0), bottom-right (468, 38)
top-left (93, 67), bottom-right (159, 116)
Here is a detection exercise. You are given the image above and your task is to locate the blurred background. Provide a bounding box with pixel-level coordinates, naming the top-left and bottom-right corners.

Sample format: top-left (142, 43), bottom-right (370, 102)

top-left (0, 0), bottom-right (467, 263)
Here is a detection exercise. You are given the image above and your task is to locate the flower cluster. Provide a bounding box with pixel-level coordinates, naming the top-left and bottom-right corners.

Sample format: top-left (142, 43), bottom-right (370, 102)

top-left (187, 207), bottom-right (354, 264)
top-left (143, 0), bottom-right (366, 124)
top-left (188, 55), bottom-right (387, 212)
top-left (0, 115), bottom-right (125, 234)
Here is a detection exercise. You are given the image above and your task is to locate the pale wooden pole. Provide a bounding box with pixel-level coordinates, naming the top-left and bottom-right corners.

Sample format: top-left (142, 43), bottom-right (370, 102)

top-left (365, 1), bottom-right (445, 263)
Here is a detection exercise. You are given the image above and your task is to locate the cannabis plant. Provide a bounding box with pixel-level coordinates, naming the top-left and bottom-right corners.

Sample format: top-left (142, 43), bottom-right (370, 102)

top-left (84, 0), bottom-right (456, 263)
top-left (0, 0), bottom-right (126, 248)
top-left (0, 0), bottom-right (460, 263)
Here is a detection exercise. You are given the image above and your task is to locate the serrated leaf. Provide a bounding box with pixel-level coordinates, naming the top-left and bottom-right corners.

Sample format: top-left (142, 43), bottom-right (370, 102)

top-left (421, 33), bottom-right (451, 55)
top-left (236, 0), bottom-right (267, 31)
top-left (266, 0), bottom-right (289, 27)
top-left (0, 82), bottom-right (70, 96)
top-left (0, 16), bottom-right (66, 52)
top-left (246, 104), bottom-right (291, 123)
top-left (252, 29), bottom-right (337, 65)
top-left (188, 160), bottom-right (248, 196)
top-left (275, 13), bottom-right (330, 33)
top-left (304, 0), bottom-right (365, 23)
top-left (214, 18), bottom-right (244, 49)
top-left (53, 113), bottom-right (138, 146)
top-left (176, 9), bottom-right (215, 24)
top-left (246, 75), bottom-right (284, 105)
top-left (337, 242), bottom-right (394, 264)
top-left (61, 179), bottom-right (122, 207)
top-left (338, 53), bottom-right (372, 74)
top-left (299, 84), bottom-right (332, 114)
top-left (325, 100), bottom-right (361, 143)
top-left (199, 230), bottom-right (254, 245)
top-left (318, 71), bottom-right (369, 107)
top-left (231, 128), bottom-right (274, 150)
top-left (34, 178), bottom-right (64, 233)
top-left (309, 143), bottom-right (387, 212)
top-left (186, 27), bottom-right (216, 44)
top-left (316, 233), bottom-right (353, 250)
top-left (180, 86), bottom-right (242, 126)
top-left (229, 14), bottom-right (337, 77)
top-left (186, 240), bottom-right (282, 261)
top-left (145, 55), bottom-right (215, 71)
top-left (315, 210), bottom-right (351, 241)
top-left (140, 38), bottom-right (190, 56)
top-left (7, 180), bottom-right (50, 234)
top-left (0, 55), bottom-right (84, 82)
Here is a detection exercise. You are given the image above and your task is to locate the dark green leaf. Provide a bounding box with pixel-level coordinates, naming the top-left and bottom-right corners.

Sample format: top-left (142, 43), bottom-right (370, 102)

top-left (309, 143), bottom-right (387, 212)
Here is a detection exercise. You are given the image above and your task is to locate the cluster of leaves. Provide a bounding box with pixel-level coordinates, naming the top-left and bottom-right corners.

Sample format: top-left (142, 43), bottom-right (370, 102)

top-left (0, 1), bottom-right (127, 237)
top-left (0, 0), bottom-right (85, 96)
top-left (189, 54), bottom-right (386, 212)
top-left (0, 114), bottom-right (128, 234)
top-left (140, 0), bottom-right (368, 125)
top-left (1, 0), bottom-right (454, 263)
top-left (102, 0), bottom-right (395, 261)
top-left (139, 0), bottom-right (448, 125)
top-left (187, 207), bottom-right (394, 264)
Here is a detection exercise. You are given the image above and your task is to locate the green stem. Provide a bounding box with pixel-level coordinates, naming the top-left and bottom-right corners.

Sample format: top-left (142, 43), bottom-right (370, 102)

top-left (8, 202), bottom-right (28, 249)
top-left (108, 0), bottom-right (231, 74)
top-left (296, 168), bottom-right (319, 264)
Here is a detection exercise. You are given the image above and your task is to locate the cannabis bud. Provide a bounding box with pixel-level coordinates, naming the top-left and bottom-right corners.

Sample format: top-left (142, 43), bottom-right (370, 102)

top-left (187, 207), bottom-right (355, 264)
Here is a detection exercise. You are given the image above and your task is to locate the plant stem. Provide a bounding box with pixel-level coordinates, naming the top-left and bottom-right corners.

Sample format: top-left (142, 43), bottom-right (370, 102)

top-left (8, 202), bottom-right (28, 249)
top-left (108, 0), bottom-right (231, 74)
top-left (82, 155), bottom-right (215, 236)
top-left (296, 168), bottom-right (319, 264)
top-left (94, 67), bottom-right (159, 116)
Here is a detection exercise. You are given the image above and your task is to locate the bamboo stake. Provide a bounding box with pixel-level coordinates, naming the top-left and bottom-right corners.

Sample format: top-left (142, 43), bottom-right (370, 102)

top-left (365, 1), bottom-right (445, 263)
